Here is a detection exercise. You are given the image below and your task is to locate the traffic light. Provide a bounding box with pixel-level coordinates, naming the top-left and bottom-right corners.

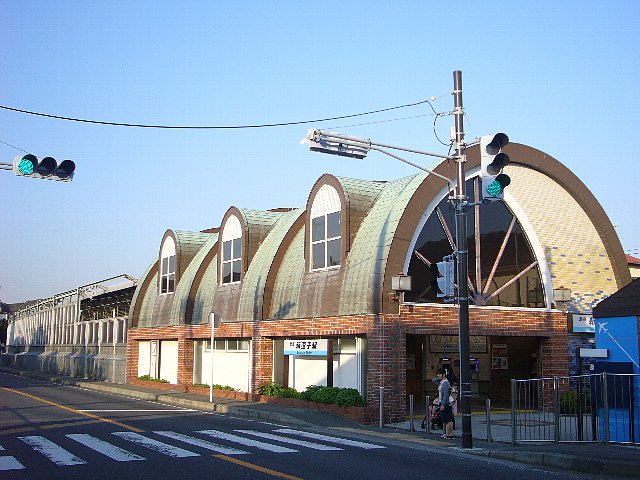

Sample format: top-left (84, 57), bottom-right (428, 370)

top-left (480, 133), bottom-right (510, 201)
top-left (430, 257), bottom-right (454, 299)
top-left (12, 154), bottom-right (75, 182)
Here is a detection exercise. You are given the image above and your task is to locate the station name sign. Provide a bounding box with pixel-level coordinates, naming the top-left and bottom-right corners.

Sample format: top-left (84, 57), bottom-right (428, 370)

top-left (284, 339), bottom-right (328, 356)
top-left (572, 314), bottom-right (595, 333)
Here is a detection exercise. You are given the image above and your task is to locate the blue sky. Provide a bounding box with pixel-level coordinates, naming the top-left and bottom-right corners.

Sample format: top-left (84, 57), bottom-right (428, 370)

top-left (1, 1), bottom-right (639, 304)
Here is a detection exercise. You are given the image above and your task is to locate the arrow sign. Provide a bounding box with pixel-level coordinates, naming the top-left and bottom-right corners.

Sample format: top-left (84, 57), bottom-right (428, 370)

top-left (597, 321), bottom-right (639, 368)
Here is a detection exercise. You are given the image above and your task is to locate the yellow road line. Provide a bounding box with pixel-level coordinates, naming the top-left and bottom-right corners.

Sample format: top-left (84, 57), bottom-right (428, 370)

top-left (1, 387), bottom-right (143, 432)
top-left (214, 454), bottom-right (303, 480)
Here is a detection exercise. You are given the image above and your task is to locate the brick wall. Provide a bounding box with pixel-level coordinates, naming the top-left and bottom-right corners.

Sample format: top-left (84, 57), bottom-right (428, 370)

top-left (126, 304), bottom-right (568, 423)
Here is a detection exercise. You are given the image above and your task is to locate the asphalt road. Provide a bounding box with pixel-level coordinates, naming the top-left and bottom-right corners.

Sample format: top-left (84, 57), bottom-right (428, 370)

top-left (0, 372), bottom-right (600, 480)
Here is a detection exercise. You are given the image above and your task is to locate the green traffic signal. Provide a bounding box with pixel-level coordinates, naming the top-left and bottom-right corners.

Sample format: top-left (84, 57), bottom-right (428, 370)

top-left (486, 173), bottom-right (511, 197)
top-left (17, 154), bottom-right (37, 175)
top-left (480, 134), bottom-right (510, 201)
top-left (12, 154), bottom-right (74, 182)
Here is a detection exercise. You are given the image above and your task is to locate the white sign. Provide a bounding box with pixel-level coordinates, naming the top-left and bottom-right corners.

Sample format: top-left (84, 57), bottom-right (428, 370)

top-left (572, 314), bottom-right (595, 333)
top-left (579, 348), bottom-right (608, 358)
top-left (150, 340), bottom-right (157, 378)
top-left (284, 339), bottom-right (328, 356)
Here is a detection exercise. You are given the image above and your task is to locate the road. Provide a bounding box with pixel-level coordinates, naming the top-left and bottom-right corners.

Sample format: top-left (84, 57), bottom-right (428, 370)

top-left (0, 371), bottom-right (597, 480)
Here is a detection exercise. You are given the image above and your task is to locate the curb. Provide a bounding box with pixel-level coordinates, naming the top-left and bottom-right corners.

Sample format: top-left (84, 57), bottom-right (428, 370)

top-left (464, 448), bottom-right (638, 477)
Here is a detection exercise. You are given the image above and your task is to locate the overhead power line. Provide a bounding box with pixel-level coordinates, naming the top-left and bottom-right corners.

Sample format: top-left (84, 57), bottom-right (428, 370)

top-left (0, 100), bottom-right (430, 130)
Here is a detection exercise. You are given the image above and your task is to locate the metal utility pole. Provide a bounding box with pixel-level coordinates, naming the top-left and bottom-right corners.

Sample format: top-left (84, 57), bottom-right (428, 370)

top-left (452, 70), bottom-right (473, 449)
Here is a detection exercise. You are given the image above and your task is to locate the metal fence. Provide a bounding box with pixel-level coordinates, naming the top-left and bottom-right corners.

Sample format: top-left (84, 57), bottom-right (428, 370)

top-left (511, 373), bottom-right (640, 445)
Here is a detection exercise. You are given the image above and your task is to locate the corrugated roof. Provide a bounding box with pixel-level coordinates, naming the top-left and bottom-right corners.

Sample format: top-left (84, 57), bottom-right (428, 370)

top-left (237, 209), bottom-right (304, 321)
top-left (339, 173), bottom-right (425, 314)
top-left (170, 233), bottom-right (218, 325)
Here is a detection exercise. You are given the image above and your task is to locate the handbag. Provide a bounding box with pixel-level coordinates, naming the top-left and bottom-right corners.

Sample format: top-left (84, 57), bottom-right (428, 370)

top-left (448, 386), bottom-right (458, 405)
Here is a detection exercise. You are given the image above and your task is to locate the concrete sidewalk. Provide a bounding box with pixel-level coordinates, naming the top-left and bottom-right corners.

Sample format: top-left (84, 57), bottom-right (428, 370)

top-left (2, 367), bottom-right (639, 478)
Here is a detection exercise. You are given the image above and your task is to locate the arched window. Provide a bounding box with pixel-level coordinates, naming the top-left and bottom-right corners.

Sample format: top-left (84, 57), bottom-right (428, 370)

top-left (406, 177), bottom-right (545, 307)
top-left (310, 184), bottom-right (342, 270)
top-left (160, 237), bottom-right (176, 294)
top-left (221, 215), bottom-right (242, 284)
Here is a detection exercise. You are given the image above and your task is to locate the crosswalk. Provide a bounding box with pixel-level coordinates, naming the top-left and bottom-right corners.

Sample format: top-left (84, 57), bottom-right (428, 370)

top-left (0, 428), bottom-right (385, 471)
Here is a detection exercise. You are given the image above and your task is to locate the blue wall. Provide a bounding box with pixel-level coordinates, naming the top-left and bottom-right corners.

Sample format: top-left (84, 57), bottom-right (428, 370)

top-left (594, 316), bottom-right (639, 373)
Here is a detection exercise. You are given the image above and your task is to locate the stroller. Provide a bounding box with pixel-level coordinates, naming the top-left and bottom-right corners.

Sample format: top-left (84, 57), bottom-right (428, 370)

top-left (422, 399), bottom-right (456, 431)
top-left (428, 406), bottom-right (456, 430)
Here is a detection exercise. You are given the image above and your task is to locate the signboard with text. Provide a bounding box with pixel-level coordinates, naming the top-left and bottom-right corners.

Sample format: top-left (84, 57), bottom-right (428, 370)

top-left (284, 339), bottom-right (328, 356)
top-left (572, 314), bottom-right (595, 333)
top-left (429, 335), bottom-right (487, 353)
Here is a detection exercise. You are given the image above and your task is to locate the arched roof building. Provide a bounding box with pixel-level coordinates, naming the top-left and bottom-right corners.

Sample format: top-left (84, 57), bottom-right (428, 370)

top-left (126, 142), bottom-right (630, 422)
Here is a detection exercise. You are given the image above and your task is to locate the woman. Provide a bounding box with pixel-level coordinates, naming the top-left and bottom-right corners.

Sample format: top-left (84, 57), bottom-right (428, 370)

top-left (437, 367), bottom-right (455, 439)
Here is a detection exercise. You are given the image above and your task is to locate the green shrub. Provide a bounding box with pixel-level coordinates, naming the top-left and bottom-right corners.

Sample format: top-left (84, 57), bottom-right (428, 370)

top-left (560, 390), bottom-right (591, 413)
top-left (301, 385), bottom-right (365, 407)
top-left (299, 385), bottom-right (323, 402)
top-left (257, 382), bottom-right (365, 407)
top-left (560, 390), bottom-right (578, 413)
top-left (334, 388), bottom-right (365, 407)
top-left (192, 383), bottom-right (237, 391)
top-left (257, 381), bottom-right (300, 399)
top-left (138, 375), bottom-right (169, 383)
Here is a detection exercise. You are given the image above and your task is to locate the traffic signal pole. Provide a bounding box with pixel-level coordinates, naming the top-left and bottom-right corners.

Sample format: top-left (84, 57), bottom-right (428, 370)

top-left (452, 70), bottom-right (473, 449)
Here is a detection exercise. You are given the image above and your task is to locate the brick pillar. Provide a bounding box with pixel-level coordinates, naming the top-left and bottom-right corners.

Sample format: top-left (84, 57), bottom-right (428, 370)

top-left (366, 314), bottom-right (406, 424)
top-left (540, 311), bottom-right (570, 410)
top-left (125, 332), bottom-right (140, 384)
top-left (252, 336), bottom-right (273, 393)
top-left (178, 337), bottom-right (194, 388)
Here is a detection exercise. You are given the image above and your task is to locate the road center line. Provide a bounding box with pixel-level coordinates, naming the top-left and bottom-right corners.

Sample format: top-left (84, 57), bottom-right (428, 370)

top-left (78, 409), bottom-right (195, 413)
top-left (214, 454), bottom-right (303, 480)
top-left (0, 387), bottom-right (143, 432)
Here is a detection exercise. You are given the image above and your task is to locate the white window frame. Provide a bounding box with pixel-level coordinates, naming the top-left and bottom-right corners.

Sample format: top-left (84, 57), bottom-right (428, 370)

top-left (160, 237), bottom-right (176, 294)
top-left (310, 185), bottom-right (342, 271)
top-left (221, 215), bottom-right (242, 284)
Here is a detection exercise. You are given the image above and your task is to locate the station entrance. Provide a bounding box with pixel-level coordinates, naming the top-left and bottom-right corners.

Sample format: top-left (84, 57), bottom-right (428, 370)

top-left (406, 334), bottom-right (541, 408)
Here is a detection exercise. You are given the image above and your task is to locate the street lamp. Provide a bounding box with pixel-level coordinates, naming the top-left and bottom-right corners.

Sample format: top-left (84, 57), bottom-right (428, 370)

top-left (390, 272), bottom-right (412, 304)
top-left (302, 69), bottom-right (474, 449)
top-left (553, 286), bottom-right (572, 314)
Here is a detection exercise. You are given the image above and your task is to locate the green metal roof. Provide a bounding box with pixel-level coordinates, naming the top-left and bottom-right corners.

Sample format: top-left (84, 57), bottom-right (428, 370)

top-left (339, 173), bottom-right (425, 314)
top-left (170, 232), bottom-right (217, 325)
top-left (237, 209), bottom-right (304, 321)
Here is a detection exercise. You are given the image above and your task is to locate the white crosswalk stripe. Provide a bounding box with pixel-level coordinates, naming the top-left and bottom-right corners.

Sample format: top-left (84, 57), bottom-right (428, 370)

top-left (67, 434), bottom-right (145, 462)
top-left (112, 432), bottom-right (200, 458)
top-left (0, 456), bottom-right (25, 471)
top-left (197, 429), bottom-right (298, 453)
top-left (2, 427), bottom-right (382, 471)
top-left (234, 430), bottom-right (343, 451)
top-left (19, 436), bottom-right (87, 466)
top-left (154, 431), bottom-right (249, 455)
top-left (274, 429), bottom-right (386, 449)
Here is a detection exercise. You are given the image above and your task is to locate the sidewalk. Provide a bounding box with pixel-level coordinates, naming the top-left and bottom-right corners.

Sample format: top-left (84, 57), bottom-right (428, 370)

top-left (2, 367), bottom-right (639, 478)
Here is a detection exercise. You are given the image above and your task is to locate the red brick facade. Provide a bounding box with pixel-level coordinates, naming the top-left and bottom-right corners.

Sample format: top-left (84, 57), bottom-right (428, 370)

top-left (126, 303), bottom-right (568, 423)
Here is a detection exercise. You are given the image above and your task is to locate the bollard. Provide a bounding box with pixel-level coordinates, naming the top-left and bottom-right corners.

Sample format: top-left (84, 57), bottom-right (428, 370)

top-left (426, 395), bottom-right (431, 434)
top-left (553, 377), bottom-right (560, 443)
top-left (409, 395), bottom-right (415, 432)
top-left (511, 380), bottom-right (517, 445)
top-left (486, 398), bottom-right (493, 442)
top-left (602, 373), bottom-right (609, 443)
top-left (379, 386), bottom-right (384, 429)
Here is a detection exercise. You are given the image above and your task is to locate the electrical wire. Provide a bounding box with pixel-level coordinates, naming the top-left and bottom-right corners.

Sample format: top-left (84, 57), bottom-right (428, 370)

top-left (327, 113), bottom-right (433, 130)
top-left (0, 100), bottom-right (430, 130)
top-left (0, 139), bottom-right (30, 154)
top-left (426, 97), bottom-right (454, 147)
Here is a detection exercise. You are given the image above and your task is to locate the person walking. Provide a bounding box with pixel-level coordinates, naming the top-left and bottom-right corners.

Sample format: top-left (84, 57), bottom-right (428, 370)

top-left (437, 367), bottom-right (455, 439)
